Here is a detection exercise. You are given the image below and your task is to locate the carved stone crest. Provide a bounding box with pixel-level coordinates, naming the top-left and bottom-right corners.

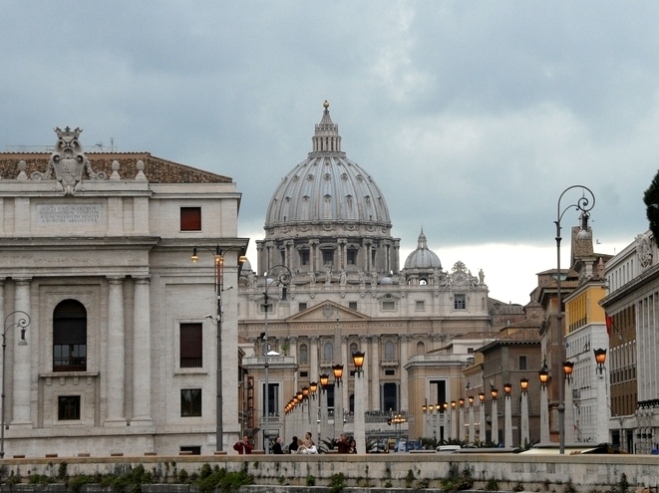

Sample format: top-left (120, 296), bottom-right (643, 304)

top-left (635, 232), bottom-right (654, 271)
top-left (31, 127), bottom-right (106, 195)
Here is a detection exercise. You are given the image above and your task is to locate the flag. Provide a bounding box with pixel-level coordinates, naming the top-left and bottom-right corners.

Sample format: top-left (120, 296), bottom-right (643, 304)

top-left (605, 314), bottom-right (614, 338)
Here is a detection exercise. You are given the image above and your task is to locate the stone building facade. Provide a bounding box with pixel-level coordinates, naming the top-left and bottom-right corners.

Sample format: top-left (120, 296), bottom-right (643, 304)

top-left (0, 127), bottom-right (248, 457)
top-left (237, 103), bottom-right (498, 448)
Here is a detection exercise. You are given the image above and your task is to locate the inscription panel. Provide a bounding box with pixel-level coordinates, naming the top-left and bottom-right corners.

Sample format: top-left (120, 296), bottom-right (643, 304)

top-left (37, 204), bottom-right (102, 224)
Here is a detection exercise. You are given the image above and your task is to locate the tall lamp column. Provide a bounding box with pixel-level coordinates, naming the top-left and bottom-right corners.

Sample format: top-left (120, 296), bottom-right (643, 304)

top-left (352, 350), bottom-right (366, 454)
top-left (490, 388), bottom-right (499, 445)
top-left (555, 185), bottom-right (595, 454)
top-left (539, 364), bottom-right (550, 443)
top-left (503, 384), bottom-right (513, 448)
top-left (192, 246), bottom-right (246, 452)
top-left (468, 396), bottom-right (475, 443)
top-left (520, 379), bottom-right (530, 447)
top-left (594, 349), bottom-right (609, 444)
top-left (458, 399), bottom-right (466, 441)
top-left (563, 361), bottom-right (574, 444)
top-left (262, 265), bottom-right (291, 454)
top-left (478, 392), bottom-right (486, 442)
top-left (1, 311), bottom-right (30, 459)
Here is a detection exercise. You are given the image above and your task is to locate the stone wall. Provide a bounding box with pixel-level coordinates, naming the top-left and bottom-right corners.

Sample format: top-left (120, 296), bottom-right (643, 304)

top-left (0, 453), bottom-right (656, 492)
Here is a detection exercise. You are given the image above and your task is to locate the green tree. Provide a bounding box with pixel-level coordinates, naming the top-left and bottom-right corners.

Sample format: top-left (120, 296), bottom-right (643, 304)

top-left (643, 169), bottom-right (659, 241)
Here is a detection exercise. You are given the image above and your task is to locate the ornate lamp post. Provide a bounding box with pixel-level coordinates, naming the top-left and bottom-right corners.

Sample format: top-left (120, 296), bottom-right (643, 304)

top-left (478, 392), bottom-right (486, 442)
top-left (563, 361), bottom-right (575, 444)
top-left (555, 185), bottom-right (595, 454)
top-left (468, 396), bottom-right (475, 443)
top-left (520, 378), bottom-right (529, 447)
top-left (450, 401), bottom-right (457, 439)
top-left (352, 350), bottom-right (366, 454)
top-left (319, 373), bottom-right (330, 442)
top-left (503, 383), bottom-right (513, 448)
top-left (593, 349), bottom-right (609, 444)
top-left (262, 265), bottom-right (292, 453)
top-left (191, 246), bottom-right (247, 452)
top-left (332, 363), bottom-right (344, 437)
top-left (490, 388), bottom-right (499, 445)
top-left (1, 311), bottom-right (30, 459)
top-left (458, 398), bottom-right (466, 441)
top-left (539, 363), bottom-right (550, 443)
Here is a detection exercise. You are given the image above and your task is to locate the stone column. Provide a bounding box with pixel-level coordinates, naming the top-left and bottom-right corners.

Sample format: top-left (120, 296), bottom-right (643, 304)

top-left (12, 279), bottom-right (32, 425)
top-left (106, 276), bottom-right (126, 424)
top-left (521, 391), bottom-right (530, 447)
top-left (468, 402), bottom-right (475, 443)
top-left (132, 277), bottom-right (152, 425)
top-left (400, 336), bottom-right (409, 412)
top-left (479, 400), bottom-right (486, 442)
top-left (491, 398), bottom-right (499, 444)
top-left (564, 377), bottom-right (574, 444)
top-left (596, 367), bottom-right (610, 444)
top-left (309, 337), bottom-right (319, 441)
top-left (370, 336), bottom-right (380, 411)
top-left (540, 385), bottom-right (550, 443)
top-left (459, 403), bottom-right (466, 441)
top-left (342, 337), bottom-right (349, 418)
top-left (504, 394), bottom-right (513, 448)
top-left (354, 369), bottom-right (366, 455)
top-left (320, 385), bottom-right (330, 444)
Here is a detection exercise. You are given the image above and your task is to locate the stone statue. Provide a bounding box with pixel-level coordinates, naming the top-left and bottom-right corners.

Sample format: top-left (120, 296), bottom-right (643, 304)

top-left (478, 269), bottom-right (485, 285)
top-left (325, 266), bottom-right (332, 286)
top-left (339, 269), bottom-right (347, 286)
top-left (309, 270), bottom-right (316, 286)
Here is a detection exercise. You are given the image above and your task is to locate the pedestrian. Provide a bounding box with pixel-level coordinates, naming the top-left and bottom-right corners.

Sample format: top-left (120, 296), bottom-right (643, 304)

top-left (233, 435), bottom-right (253, 455)
top-left (348, 438), bottom-right (357, 454)
top-left (272, 435), bottom-right (284, 454)
top-left (335, 433), bottom-right (350, 454)
top-left (288, 436), bottom-right (299, 454)
top-left (298, 431), bottom-right (317, 454)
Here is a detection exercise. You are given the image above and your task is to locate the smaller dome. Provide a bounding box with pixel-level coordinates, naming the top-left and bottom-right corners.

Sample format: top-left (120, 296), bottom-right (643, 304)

top-left (381, 276), bottom-right (393, 285)
top-left (404, 230), bottom-right (441, 270)
top-left (240, 257), bottom-right (254, 275)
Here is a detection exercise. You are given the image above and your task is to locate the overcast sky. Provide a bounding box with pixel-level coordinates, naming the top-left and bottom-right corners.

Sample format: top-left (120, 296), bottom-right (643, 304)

top-left (2, 2), bottom-right (657, 304)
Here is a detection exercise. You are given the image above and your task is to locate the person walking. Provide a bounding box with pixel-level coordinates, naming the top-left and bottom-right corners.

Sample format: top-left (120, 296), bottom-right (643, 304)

top-left (335, 433), bottom-right (350, 454)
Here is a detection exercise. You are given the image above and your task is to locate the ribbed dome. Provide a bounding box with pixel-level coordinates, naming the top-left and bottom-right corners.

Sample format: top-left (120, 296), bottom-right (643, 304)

top-left (405, 230), bottom-right (441, 269)
top-left (265, 101), bottom-right (391, 229)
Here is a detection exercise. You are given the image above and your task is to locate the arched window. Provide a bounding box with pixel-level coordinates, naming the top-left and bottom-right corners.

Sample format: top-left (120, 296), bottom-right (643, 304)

top-left (299, 344), bottom-right (308, 365)
top-left (350, 342), bottom-right (358, 357)
top-left (323, 341), bottom-right (333, 362)
top-left (416, 341), bottom-right (425, 355)
top-left (384, 340), bottom-right (395, 361)
top-left (53, 299), bottom-right (87, 372)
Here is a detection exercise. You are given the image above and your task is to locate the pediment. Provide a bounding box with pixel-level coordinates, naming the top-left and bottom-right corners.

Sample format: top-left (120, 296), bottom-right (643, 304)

top-left (287, 300), bottom-right (370, 323)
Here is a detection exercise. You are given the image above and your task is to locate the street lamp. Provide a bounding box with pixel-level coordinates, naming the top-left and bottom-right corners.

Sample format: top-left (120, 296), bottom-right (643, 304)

top-left (262, 264), bottom-right (292, 454)
top-left (555, 185), bottom-right (595, 454)
top-left (191, 245), bottom-right (247, 452)
top-left (352, 350), bottom-right (366, 454)
top-left (594, 348), bottom-right (607, 374)
top-left (1, 311), bottom-right (30, 459)
top-left (520, 379), bottom-right (529, 447)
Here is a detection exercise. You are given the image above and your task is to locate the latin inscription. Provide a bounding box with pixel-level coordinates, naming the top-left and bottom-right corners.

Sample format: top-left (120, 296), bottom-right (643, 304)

top-left (38, 204), bottom-right (102, 224)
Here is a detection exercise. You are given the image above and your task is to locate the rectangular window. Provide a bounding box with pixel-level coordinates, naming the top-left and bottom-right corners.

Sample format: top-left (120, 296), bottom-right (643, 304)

top-left (519, 355), bottom-right (527, 370)
top-left (58, 396), bottom-right (81, 420)
top-left (382, 301), bottom-right (396, 311)
top-left (180, 446), bottom-right (201, 455)
top-left (347, 248), bottom-right (357, 265)
top-left (180, 323), bottom-right (203, 368)
top-left (322, 249), bottom-right (334, 265)
top-left (415, 300), bottom-right (425, 311)
top-left (181, 389), bottom-right (202, 417)
top-left (349, 302), bottom-right (358, 311)
top-left (299, 250), bottom-right (310, 266)
top-left (454, 294), bottom-right (466, 310)
top-left (263, 383), bottom-right (280, 417)
top-left (180, 207), bottom-right (201, 231)
top-left (299, 302), bottom-right (307, 311)
top-left (385, 369), bottom-right (395, 376)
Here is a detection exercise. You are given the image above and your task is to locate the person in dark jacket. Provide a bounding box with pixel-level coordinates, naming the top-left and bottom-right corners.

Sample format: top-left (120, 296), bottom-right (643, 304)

top-left (288, 436), bottom-right (299, 454)
top-left (272, 436), bottom-right (284, 454)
